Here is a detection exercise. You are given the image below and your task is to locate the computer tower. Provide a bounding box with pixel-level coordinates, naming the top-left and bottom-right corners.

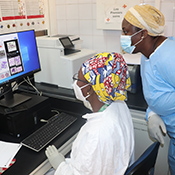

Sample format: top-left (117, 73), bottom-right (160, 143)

top-left (0, 93), bottom-right (51, 138)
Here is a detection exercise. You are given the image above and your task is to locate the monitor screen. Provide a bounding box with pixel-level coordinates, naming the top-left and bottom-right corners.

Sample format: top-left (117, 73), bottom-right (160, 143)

top-left (0, 30), bottom-right (41, 108)
top-left (0, 30), bottom-right (41, 85)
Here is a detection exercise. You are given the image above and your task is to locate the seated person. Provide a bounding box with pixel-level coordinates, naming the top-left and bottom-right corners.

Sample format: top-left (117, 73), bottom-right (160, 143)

top-left (45, 52), bottom-right (135, 175)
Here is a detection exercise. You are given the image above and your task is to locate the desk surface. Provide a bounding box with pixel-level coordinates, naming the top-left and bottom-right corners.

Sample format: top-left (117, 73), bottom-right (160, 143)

top-left (0, 92), bottom-right (86, 175)
top-left (2, 118), bottom-right (85, 175)
top-left (4, 120), bottom-right (83, 175)
top-left (20, 82), bottom-right (147, 111)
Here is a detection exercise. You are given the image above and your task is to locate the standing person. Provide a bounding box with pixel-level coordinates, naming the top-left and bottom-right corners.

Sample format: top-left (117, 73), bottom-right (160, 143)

top-left (121, 4), bottom-right (175, 174)
top-left (45, 52), bottom-right (135, 175)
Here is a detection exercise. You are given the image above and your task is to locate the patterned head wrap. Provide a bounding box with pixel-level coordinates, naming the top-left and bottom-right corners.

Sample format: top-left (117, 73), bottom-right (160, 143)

top-left (124, 4), bottom-right (165, 36)
top-left (82, 52), bottom-right (131, 104)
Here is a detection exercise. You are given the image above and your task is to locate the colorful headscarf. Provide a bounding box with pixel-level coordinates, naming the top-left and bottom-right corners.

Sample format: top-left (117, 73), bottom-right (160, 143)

top-left (82, 52), bottom-right (131, 104)
top-left (124, 4), bottom-right (165, 36)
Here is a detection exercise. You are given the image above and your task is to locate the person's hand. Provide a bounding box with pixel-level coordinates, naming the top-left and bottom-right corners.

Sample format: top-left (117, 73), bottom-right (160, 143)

top-left (45, 145), bottom-right (65, 170)
top-left (147, 113), bottom-right (167, 145)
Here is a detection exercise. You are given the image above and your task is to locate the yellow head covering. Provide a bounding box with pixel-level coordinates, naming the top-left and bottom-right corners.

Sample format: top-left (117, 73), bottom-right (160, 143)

top-left (124, 4), bottom-right (165, 36)
top-left (82, 52), bottom-right (131, 104)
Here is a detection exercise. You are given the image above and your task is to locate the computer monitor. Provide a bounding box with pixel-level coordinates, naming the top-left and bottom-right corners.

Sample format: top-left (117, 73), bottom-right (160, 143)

top-left (0, 30), bottom-right (41, 108)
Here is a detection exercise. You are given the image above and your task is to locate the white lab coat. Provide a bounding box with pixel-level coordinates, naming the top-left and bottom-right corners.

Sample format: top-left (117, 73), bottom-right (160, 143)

top-left (55, 101), bottom-right (134, 175)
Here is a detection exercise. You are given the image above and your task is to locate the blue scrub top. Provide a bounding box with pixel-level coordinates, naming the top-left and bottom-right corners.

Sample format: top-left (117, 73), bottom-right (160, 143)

top-left (141, 37), bottom-right (175, 137)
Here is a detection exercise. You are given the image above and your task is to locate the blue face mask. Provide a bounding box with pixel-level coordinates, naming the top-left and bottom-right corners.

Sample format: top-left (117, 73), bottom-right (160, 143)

top-left (120, 29), bottom-right (143, 54)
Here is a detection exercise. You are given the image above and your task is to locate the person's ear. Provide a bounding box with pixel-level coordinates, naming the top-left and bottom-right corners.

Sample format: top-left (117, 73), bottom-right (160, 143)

top-left (87, 85), bottom-right (93, 96)
top-left (142, 29), bottom-right (148, 38)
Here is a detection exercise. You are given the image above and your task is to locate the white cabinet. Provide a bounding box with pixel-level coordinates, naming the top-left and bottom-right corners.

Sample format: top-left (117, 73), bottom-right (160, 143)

top-left (130, 109), bottom-right (170, 175)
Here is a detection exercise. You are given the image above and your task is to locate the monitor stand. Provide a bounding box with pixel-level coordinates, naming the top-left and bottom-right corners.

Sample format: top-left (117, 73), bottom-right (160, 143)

top-left (0, 83), bottom-right (32, 108)
top-left (0, 93), bottom-right (32, 108)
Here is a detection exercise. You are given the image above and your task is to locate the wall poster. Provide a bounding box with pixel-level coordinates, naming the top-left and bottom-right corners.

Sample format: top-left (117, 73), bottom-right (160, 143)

top-left (0, 0), bottom-right (47, 33)
top-left (97, 0), bottom-right (141, 30)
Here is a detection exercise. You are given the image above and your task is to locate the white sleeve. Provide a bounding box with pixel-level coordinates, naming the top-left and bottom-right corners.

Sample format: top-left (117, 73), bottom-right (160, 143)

top-left (54, 159), bottom-right (74, 175)
top-left (54, 131), bottom-right (101, 175)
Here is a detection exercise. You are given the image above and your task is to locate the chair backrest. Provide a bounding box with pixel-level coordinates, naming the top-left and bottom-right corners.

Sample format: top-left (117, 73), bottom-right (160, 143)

top-left (124, 142), bottom-right (160, 175)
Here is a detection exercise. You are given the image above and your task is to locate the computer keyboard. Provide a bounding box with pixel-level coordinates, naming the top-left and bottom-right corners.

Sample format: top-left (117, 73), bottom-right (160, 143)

top-left (21, 112), bottom-right (77, 152)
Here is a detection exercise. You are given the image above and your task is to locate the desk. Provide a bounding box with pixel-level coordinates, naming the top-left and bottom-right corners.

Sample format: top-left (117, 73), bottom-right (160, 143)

top-left (0, 89), bottom-right (87, 175)
top-left (20, 82), bottom-right (147, 111)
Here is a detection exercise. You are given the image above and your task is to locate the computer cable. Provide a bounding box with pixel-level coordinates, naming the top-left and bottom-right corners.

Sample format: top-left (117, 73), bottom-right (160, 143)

top-left (23, 76), bottom-right (42, 96)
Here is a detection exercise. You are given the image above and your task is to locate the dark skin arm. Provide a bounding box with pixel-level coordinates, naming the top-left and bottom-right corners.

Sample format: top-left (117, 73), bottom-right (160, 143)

top-left (122, 19), bottom-right (167, 58)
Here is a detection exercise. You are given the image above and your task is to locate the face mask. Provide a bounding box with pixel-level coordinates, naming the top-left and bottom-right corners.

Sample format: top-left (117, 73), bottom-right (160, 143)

top-left (83, 100), bottom-right (93, 111)
top-left (120, 29), bottom-right (143, 54)
top-left (73, 80), bottom-right (93, 111)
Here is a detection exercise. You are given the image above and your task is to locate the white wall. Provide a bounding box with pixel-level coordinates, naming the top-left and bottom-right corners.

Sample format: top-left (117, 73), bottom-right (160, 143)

top-left (55, 0), bottom-right (175, 53)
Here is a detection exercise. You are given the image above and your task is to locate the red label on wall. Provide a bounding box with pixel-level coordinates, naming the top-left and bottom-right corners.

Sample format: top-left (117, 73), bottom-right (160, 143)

top-left (27, 15), bottom-right (44, 19)
top-left (2, 16), bottom-right (26, 21)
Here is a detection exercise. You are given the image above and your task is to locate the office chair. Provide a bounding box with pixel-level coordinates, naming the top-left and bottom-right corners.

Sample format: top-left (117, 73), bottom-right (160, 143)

top-left (125, 142), bottom-right (160, 175)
